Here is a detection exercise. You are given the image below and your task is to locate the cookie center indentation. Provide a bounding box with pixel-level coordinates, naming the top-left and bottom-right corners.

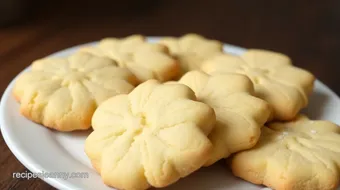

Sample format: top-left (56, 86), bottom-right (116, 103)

top-left (245, 67), bottom-right (269, 77)
top-left (131, 113), bottom-right (149, 130)
top-left (60, 71), bottom-right (87, 86)
top-left (242, 67), bottom-right (270, 84)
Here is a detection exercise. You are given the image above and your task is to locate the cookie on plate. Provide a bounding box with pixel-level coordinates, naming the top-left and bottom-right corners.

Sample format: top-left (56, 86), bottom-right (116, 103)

top-left (159, 33), bottom-right (223, 74)
top-left (231, 115), bottom-right (340, 190)
top-left (85, 80), bottom-right (216, 190)
top-left (201, 49), bottom-right (315, 121)
top-left (13, 52), bottom-right (138, 131)
top-left (79, 35), bottom-right (180, 82)
top-left (178, 71), bottom-right (271, 166)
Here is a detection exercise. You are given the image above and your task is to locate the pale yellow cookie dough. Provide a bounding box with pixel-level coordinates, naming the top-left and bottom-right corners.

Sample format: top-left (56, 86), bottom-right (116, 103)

top-left (79, 35), bottom-right (180, 82)
top-left (178, 71), bottom-right (271, 166)
top-left (201, 49), bottom-right (315, 121)
top-left (85, 80), bottom-right (216, 190)
top-left (13, 52), bottom-right (138, 131)
top-left (159, 33), bottom-right (223, 74)
top-left (232, 115), bottom-right (340, 190)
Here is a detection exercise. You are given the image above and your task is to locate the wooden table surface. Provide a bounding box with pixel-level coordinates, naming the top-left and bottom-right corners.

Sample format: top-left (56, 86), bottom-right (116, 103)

top-left (0, 0), bottom-right (339, 189)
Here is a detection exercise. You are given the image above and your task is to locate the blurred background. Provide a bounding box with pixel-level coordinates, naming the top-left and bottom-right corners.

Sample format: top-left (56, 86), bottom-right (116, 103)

top-left (0, 0), bottom-right (340, 189)
top-left (0, 0), bottom-right (339, 95)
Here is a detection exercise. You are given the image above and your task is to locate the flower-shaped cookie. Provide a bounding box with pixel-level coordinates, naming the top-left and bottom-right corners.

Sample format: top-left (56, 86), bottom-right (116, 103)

top-left (159, 33), bottom-right (223, 74)
top-left (13, 52), bottom-right (138, 131)
top-left (79, 35), bottom-right (180, 82)
top-left (201, 49), bottom-right (315, 121)
top-left (232, 115), bottom-right (340, 190)
top-left (85, 80), bottom-right (216, 190)
top-left (178, 71), bottom-right (271, 166)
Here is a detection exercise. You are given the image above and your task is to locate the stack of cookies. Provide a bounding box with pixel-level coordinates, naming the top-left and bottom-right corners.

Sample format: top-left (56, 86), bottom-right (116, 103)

top-left (13, 34), bottom-right (340, 190)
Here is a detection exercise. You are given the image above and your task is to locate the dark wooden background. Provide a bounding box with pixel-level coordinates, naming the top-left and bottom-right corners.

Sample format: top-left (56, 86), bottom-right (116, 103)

top-left (0, 0), bottom-right (339, 189)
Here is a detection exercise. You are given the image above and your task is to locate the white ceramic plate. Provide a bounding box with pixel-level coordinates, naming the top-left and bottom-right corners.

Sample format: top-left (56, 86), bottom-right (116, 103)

top-left (1, 37), bottom-right (340, 190)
